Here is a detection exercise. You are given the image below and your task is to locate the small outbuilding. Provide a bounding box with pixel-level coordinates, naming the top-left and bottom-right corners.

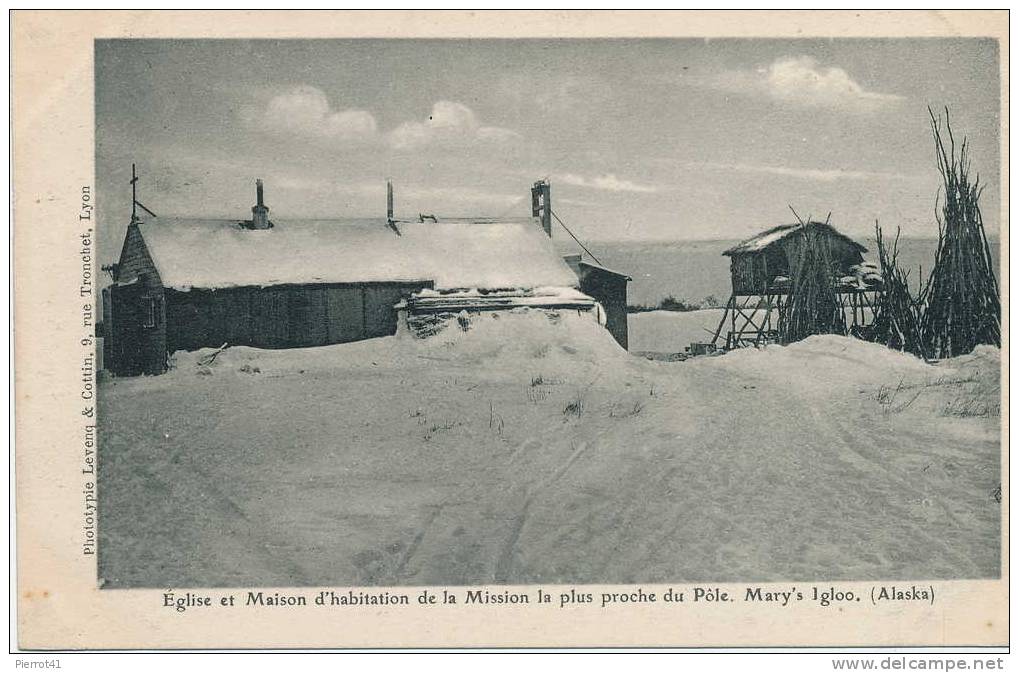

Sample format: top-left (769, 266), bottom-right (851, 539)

top-left (722, 221), bottom-right (867, 296)
top-left (712, 220), bottom-right (879, 349)
top-left (563, 255), bottom-right (631, 350)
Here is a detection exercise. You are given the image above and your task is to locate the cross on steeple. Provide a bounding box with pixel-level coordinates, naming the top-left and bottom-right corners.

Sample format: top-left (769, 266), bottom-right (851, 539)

top-left (130, 163), bottom-right (139, 221)
top-left (129, 163), bottom-right (157, 221)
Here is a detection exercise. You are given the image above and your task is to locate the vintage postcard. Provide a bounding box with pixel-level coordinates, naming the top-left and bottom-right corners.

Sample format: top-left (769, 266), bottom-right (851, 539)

top-left (12, 10), bottom-right (1008, 650)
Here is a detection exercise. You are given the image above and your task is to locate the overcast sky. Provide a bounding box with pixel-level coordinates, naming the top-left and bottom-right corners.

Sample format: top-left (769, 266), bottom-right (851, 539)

top-left (96, 38), bottom-right (999, 261)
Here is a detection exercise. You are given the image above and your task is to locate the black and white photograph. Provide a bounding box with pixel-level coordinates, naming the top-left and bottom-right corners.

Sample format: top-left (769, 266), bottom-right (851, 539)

top-left (90, 35), bottom-right (1003, 592)
top-left (13, 13), bottom-right (1010, 656)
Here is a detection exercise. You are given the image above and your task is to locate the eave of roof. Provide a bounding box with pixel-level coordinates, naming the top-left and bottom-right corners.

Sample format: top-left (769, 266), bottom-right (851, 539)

top-left (578, 260), bottom-right (632, 281)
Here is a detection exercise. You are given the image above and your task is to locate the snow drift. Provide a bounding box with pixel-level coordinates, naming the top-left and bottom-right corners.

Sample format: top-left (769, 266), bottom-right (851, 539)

top-left (99, 326), bottom-right (1000, 587)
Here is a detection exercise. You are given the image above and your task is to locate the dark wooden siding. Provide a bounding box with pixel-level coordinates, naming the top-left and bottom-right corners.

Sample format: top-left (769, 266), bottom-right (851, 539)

top-left (325, 286), bottom-right (364, 342)
top-left (730, 255), bottom-right (769, 295)
top-left (780, 232), bottom-right (865, 271)
top-left (108, 225), bottom-right (168, 376)
top-left (108, 275), bottom-right (167, 376)
top-left (729, 230), bottom-right (863, 296)
top-left (364, 285), bottom-right (412, 337)
top-left (578, 267), bottom-right (628, 350)
top-left (250, 289), bottom-right (289, 347)
top-left (165, 281), bottom-right (432, 355)
top-left (101, 286), bottom-right (114, 367)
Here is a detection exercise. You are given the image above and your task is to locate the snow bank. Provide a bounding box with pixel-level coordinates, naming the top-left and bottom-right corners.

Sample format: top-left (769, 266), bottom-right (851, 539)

top-left (408, 307), bottom-right (626, 367)
top-left (701, 334), bottom-right (932, 385)
top-left (697, 336), bottom-right (1000, 429)
top-left (940, 344), bottom-right (1001, 379)
top-left (164, 337), bottom-right (408, 379)
top-left (152, 307), bottom-right (625, 385)
top-left (711, 335), bottom-right (1000, 386)
top-left (100, 315), bottom-right (1000, 587)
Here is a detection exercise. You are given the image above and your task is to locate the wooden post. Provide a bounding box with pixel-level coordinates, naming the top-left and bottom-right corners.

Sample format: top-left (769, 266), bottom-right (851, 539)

top-left (711, 295), bottom-right (734, 347)
top-left (757, 295), bottom-right (774, 345)
top-left (730, 296), bottom-right (738, 345)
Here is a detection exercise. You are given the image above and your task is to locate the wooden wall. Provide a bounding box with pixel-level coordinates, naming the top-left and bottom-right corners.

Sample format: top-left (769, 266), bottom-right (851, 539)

top-left (730, 232), bottom-right (864, 296)
top-left (104, 222), bottom-right (171, 375)
top-left (729, 255), bottom-right (770, 296)
top-left (578, 267), bottom-right (629, 350)
top-left (165, 281), bottom-right (432, 354)
top-left (780, 232), bottom-right (865, 273)
top-left (108, 274), bottom-right (167, 376)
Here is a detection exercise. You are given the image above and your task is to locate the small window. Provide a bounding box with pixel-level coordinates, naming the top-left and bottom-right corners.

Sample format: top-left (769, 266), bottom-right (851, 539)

top-left (143, 297), bottom-right (158, 328)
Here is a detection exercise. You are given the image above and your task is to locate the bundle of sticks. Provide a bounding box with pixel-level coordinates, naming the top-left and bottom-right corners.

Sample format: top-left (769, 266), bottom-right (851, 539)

top-left (871, 222), bottom-right (928, 359)
top-left (779, 225), bottom-right (847, 343)
top-left (869, 107), bottom-right (999, 360)
top-left (921, 107), bottom-right (1001, 358)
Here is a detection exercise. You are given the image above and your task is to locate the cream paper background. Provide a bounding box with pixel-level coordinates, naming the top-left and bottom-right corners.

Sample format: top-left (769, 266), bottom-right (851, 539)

top-left (12, 10), bottom-right (1009, 649)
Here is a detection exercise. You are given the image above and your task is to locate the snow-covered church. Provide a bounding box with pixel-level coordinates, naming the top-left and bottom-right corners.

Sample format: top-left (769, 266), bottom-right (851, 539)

top-left (104, 179), bottom-right (630, 375)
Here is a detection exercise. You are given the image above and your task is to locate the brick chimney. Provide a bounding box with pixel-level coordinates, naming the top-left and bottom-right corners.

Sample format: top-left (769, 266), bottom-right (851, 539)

top-left (531, 180), bottom-right (552, 237)
top-left (251, 178), bottom-right (271, 229)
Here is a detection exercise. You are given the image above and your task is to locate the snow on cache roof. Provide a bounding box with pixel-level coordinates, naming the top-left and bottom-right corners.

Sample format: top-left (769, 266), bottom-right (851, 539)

top-left (722, 222), bottom-right (868, 257)
top-left (136, 217), bottom-right (580, 291)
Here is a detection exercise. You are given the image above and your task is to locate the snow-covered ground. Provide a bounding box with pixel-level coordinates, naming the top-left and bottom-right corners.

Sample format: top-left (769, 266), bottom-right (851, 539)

top-left (628, 309), bottom-right (724, 353)
top-left (98, 309), bottom-right (1001, 587)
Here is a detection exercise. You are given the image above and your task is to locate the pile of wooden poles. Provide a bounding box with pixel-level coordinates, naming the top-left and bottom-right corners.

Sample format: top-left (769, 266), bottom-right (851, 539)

top-left (921, 107), bottom-right (1001, 358)
top-left (871, 222), bottom-right (928, 358)
top-left (871, 107), bottom-right (1000, 360)
top-left (778, 224), bottom-right (847, 343)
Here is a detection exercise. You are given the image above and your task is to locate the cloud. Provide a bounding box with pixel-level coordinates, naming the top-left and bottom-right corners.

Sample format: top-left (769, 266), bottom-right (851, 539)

top-left (388, 101), bottom-right (521, 149)
top-left (688, 161), bottom-right (915, 183)
top-left (253, 91), bottom-right (521, 154)
top-left (260, 85), bottom-right (377, 141)
top-left (556, 172), bottom-right (659, 193)
top-left (714, 56), bottom-right (904, 111)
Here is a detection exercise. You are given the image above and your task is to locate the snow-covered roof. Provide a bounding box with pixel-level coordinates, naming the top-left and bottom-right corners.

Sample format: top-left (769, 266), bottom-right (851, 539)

top-left (723, 222), bottom-right (868, 257)
top-left (136, 217), bottom-right (580, 291)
